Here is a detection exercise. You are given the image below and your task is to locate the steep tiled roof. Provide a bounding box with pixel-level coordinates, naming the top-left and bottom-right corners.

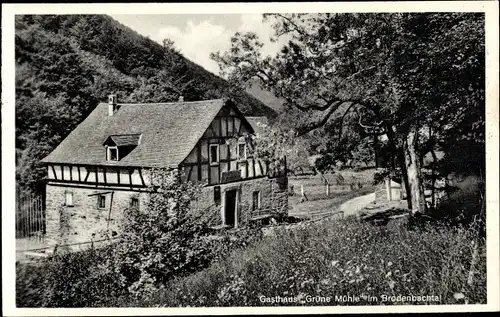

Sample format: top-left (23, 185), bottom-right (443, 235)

top-left (42, 99), bottom-right (228, 167)
top-left (104, 134), bottom-right (141, 146)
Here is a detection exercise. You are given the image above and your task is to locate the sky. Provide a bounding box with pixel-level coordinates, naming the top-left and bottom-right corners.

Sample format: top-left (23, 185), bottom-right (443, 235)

top-left (110, 14), bottom-right (285, 75)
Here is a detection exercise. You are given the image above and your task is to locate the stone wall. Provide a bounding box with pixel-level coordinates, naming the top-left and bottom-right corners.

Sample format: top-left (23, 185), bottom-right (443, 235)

top-left (45, 184), bottom-right (147, 250)
top-left (237, 177), bottom-right (273, 226)
top-left (270, 176), bottom-right (289, 216)
top-left (193, 176), bottom-right (288, 228)
top-left (45, 175), bottom-right (289, 249)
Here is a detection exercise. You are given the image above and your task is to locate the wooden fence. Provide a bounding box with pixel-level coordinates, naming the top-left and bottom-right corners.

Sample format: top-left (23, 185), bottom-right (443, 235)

top-left (16, 189), bottom-right (46, 240)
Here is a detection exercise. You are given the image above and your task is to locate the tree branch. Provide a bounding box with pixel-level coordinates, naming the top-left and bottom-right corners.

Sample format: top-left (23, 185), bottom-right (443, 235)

top-left (346, 65), bottom-right (377, 80)
top-left (294, 97), bottom-right (341, 111)
top-left (355, 107), bottom-right (383, 128)
top-left (255, 73), bottom-right (269, 84)
top-left (296, 100), bottom-right (344, 136)
top-left (274, 14), bottom-right (308, 37)
top-left (337, 102), bottom-right (357, 141)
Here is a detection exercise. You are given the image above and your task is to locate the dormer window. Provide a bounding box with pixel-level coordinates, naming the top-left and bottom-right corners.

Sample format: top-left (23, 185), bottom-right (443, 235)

top-left (107, 146), bottom-right (119, 161)
top-left (103, 134), bottom-right (141, 161)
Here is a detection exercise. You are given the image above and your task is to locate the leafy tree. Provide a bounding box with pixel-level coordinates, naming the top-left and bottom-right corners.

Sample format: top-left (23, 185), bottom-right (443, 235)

top-left (112, 168), bottom-right (213, 297)
top-left (211, 13), bottom-right (484, 215)
top-left (240, 122), bottom-right (311, 176)
top-left (110, 168), bottom-right (263, 297)
top-left (351, 137), bottom-right (376, 168)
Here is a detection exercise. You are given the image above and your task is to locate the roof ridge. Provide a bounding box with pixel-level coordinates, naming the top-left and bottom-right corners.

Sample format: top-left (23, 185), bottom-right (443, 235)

top-left (108, 98), bottom-right (225, 106)
top-left (108, 133), bottom-right (142, 136)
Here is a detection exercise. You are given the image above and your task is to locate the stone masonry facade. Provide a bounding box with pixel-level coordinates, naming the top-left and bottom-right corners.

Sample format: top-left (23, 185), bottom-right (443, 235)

top-left (46, 175), bottom-right (288, 250)
top-left (194, 175), bottom-right (289, 228)
top-left (45, 184), bottom-right (148, 251)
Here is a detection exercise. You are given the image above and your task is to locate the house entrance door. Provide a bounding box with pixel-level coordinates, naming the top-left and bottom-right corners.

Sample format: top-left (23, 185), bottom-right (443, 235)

top-left (225, 190), bottom-right (237, 227)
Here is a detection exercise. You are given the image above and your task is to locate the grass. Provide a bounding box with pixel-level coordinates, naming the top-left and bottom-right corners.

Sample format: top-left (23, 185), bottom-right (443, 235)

top-left (120, 217), bottom-right (485, 307)
top-left (288, 168), bottom-right (378, 207)
top-left (289, 168), bottom-right (377, 188)
top-left (289, 186), bottom-right (377, 219)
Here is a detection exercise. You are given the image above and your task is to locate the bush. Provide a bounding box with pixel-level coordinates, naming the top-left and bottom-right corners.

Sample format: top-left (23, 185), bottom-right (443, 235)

top-left (334, 173), bottom-right (345, 185)
top-left (17, 216), bottom-right (485, 307)
top-left (16, 246), bottom-right (126, 307)
top-left (208, 226), bottom-right (264, 262)
top-left (16, 225), bottom-right (264, 307)
top-left (111, 168), bottom-right (214, 297)
top-left (430, 175), bottom-right (484, 229)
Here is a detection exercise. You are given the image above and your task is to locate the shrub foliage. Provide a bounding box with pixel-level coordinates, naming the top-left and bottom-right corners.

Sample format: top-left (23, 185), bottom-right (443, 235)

top-left (16, 168), bottom-right (264, 306)
top-left (111, 168), bottom-right (212, 296)
top-left (17, 216), bottom-right (486, 307)
top-left (16, 246), bottom-right (126, 307)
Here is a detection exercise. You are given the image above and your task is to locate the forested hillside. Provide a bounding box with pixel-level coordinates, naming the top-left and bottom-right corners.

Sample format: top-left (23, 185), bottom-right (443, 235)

top-left (15, 15), bottom-right (275, 191)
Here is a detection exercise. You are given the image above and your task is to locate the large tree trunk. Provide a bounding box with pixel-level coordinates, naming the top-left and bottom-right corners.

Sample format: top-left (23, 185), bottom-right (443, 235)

top-left (386, 124), bottom-right (412, 210)
top-left (430, 148), bottom-right (438, 208)
top-left (403, 127), bottom-right (427, 215)
top-left (398, 149), bottom-right (412, 210)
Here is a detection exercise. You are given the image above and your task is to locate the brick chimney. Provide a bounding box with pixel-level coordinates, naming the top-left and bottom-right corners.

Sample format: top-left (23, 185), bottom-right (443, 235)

top-left (108, 94), bottom-right (118, 116)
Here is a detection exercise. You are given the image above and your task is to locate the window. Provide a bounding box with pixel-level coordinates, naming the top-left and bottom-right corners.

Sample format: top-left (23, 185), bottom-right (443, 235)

top-left (130, 197), bottom-right (139, 209)
top-left (103, 134), bottom-right (141, 161)
top-left (252, 191), bottom-right (261, 211)
top-left (238, 142), bottom-right (247, 160)
top-left (107, 146), bottom-right (118, 161)
top-left (214, 186), bottom-right (221, 206)
top-left (98, 194), bottom-right (106, 209)
top-left (65, 191), bottom-right (74, 207)
top-left (209, 144), bottom-right (219, 165)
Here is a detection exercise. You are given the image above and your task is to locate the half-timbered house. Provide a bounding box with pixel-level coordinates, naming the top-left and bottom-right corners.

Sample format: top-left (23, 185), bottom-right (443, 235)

top-left (41, 95), bottom-right (288, 249)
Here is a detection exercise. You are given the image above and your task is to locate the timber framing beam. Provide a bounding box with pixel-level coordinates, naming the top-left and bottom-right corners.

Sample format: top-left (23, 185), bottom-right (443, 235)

top-left (48, 182), bottom-right (150, 193)
top-left (45, 164), bottom-right (146, 187)
top-left (47, 179), bottom-right (147, 188)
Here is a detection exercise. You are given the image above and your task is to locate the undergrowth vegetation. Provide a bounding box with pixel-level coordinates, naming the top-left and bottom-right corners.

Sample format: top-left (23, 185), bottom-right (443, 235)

top-left (16, 216), bottom-right (486, 307)
top-left (135, 219), bottom-right (486, 307)
top-left (16, 170), bottom-right (486, 307)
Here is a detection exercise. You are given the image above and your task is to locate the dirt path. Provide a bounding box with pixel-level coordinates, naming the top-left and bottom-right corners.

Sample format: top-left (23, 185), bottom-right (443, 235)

top-left (16, 238), bottom-right (49, 262)
top-left (288, 189), bottom-right (377, 219)
top-left (264, 192), bottom-right (377, 236)
top-left (338, 193), bottom-right (376, 218)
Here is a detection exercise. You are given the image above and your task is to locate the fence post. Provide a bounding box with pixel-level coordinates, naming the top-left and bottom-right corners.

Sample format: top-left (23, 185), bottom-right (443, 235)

top-left (326, 183), bottom-right (330, 196)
